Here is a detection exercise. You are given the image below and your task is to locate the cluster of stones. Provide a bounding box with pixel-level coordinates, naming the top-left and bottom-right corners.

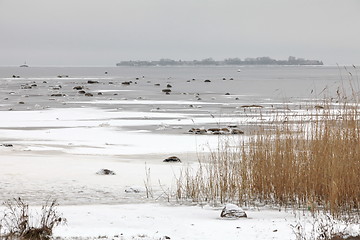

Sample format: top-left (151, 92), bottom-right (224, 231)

top-left (21, 82), bottom-right (37, 89)
top-left (188, 127), bottom-right (244, 135)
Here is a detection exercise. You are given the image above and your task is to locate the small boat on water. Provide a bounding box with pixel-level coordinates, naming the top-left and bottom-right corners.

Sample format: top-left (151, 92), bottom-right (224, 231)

top-left (20, 61), bottom-right (29, 67)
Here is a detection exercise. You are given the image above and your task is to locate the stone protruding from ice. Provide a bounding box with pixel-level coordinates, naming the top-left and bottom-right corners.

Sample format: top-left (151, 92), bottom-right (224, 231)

top-left (220, 203), bottom-right (247, 219)
top-left (163, 156), bottom-right (181, 163)
top-left (96, 169), bottom-right (116, 175)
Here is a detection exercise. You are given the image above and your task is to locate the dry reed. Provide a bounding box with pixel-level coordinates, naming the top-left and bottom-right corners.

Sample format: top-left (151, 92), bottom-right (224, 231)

top-left (176, 98), bottom-right (360, 216)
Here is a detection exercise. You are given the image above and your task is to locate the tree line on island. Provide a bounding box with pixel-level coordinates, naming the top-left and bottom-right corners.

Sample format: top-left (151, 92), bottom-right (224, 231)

top-left (116, 56), bottom-right (323, 66)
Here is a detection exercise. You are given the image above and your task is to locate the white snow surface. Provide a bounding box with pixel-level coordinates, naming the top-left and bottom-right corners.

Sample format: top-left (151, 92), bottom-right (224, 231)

top-left (53, 204), bottom-right (297, 240)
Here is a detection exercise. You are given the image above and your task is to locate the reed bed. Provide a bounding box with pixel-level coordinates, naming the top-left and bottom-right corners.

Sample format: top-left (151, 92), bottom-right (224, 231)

top-left (176, 101), bottom-right (360, 216)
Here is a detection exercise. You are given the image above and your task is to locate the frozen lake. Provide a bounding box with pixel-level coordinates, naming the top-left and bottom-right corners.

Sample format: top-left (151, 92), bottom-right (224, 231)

top-left (0, 65), bottom-right (357, 204)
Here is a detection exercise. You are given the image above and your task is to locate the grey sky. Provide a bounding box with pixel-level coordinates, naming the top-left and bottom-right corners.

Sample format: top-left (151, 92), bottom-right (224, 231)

top-left (0, 0), bottom-right (359, 66)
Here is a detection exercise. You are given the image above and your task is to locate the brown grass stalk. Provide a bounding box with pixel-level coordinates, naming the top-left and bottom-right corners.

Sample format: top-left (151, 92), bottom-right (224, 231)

top-left (176, 99), bottom-right (360, 217)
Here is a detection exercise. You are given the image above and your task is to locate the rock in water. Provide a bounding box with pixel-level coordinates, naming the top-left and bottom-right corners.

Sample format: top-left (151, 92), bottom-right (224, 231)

top-left (220, 204), bottom-right (247, 219)
top-left (162, 89), bottom-right (172, 93)
top-left (163, 156), bottom-right (181, 163)
top-left (87, 80), bottom-right (99, 84)
top-left (96, 169), bottom-right (116, 175)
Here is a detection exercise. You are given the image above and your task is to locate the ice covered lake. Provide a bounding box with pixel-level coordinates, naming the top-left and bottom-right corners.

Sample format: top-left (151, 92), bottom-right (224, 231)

top-left (0, 65), bottom-right (358, 239)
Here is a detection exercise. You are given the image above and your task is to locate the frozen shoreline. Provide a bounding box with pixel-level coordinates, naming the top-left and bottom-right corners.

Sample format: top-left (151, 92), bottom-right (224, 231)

top-left (52, 203), bottom-right (298, 240)
top-left (1, 66), bottom-right (358, 239)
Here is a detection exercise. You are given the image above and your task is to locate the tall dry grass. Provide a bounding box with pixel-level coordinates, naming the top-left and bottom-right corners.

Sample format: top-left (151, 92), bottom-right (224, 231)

top-left (176, 99), bottom-right (360, 216)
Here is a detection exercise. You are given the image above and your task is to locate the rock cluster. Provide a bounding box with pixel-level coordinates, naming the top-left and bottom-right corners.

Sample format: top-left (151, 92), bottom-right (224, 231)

top-left (188, 127), bottom-right (244, 135)
top-left (1, 143), bottom-right (13, 147)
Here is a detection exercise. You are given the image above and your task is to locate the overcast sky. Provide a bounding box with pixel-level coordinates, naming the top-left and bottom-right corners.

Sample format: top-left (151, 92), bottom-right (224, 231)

top-left (0, 0), bottom-right (359, 66)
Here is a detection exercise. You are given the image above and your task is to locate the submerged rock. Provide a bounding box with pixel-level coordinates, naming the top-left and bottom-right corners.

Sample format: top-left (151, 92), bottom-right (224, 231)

top-left (220, 203), bottom-right (247, 219)
top-left (87, 80), bottom-right (99, 84)
top-left (163, 156), bottom-right (181, 163)
top-left (96, 169), bottom-right (116, 175)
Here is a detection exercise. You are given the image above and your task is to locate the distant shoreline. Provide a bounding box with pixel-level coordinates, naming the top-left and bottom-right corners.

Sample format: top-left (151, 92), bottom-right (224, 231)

top-left (116, 56), bottom-right (323, 67)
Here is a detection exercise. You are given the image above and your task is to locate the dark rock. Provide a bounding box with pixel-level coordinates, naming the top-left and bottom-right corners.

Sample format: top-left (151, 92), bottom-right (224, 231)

top-left (109, 82), bottom-right (113, 84)
top-left (97, 92), bottom-right (103, 95)
top-left (78, 90), bottom-right (86, 94)
top-left (2, 144), bottom-right (13, 147)
top-left (18, 101), bottom-right (25, 104)
top-left (222, 77), bottom-right (226, 80)
top-left (122, 81), bottom-right (131, 85)
top-left (188, 128), bottom-right (207, 134)
top-left (73, 86), bottom-right (83, 90)
top-left (221, 128), bottom-right (230, 133)
top-left (88, 80), bottom-right (99, 84)
top-left (225, 93), bottom-right (230, 95)
top-left (207, 128), bottom-right (221, 133)
top-left (167, 84), bottom-right (172, 88)
top-left (163, 156), bottom-right (181, 163)
top-left (96, 169), bottom-right (116, 175)
top-left (230, 78), bottom-right (234, 80)
top-left (204, 79), bottom-right (211, 82)
top-left (154, 83), bottom-right (161, 86)
top-left (231, 129), bottom-right (244, 134)
top-left (162, 89), bottom-right (172, 93)
top-left (50, 93), bottom-right (65, 97)
top-left (220, 204), bottom-right (247, 219)
top-left (85, 93), bottom-right (93, 97)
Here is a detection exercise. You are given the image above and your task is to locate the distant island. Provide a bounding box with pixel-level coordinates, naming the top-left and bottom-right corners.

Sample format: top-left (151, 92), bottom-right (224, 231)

top-left (116, 56), bottom-right (323, 66)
